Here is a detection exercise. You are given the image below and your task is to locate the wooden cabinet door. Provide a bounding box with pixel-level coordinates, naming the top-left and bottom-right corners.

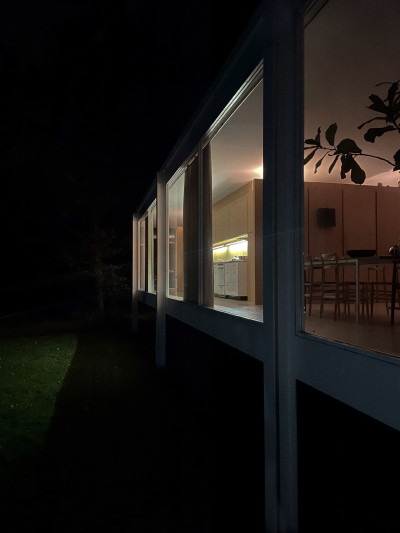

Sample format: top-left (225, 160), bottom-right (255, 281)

top-left (229, 196), bottom-right (248, 238)
top-left (214, 204), bottom-right (230, 242)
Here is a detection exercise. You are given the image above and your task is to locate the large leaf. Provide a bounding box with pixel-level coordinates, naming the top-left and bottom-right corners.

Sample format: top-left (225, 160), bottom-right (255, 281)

top-left (393, 105), bottom-right (400, 122)
top-left (336, 138), bottom-right (362, 154)
top-left (340, 154), bottom-right (354, 179)
top-left (304, 148), bottom-right (317, 165)
top-left (325, 123), bottom-right (337, 146)
top-left (392, 89), bottom-right (400, 113)
top-left (350, 160), bottom-right (366, 184)
top-left (393, 149), bottom-right (400, 171)
top-left (314, 153), bottom-right (328, 174)
top-left (364, 125), bottom-right (396, 143)
top-left (367, 94), bottom-right (388, 114)
top-left (328, 154), bottom-right (339, 174)
top-left (388, 82), bottom-right (398, 107)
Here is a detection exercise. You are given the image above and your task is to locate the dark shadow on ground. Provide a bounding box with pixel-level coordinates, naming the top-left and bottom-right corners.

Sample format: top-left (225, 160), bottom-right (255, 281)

top-left (2, 303), bottom-right (264, 532)
top-left (3, 308), bottom-right (186, 532)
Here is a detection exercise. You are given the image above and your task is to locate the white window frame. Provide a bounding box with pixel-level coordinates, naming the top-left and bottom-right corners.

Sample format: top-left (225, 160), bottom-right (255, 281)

top-left (137, 213), bottom-right (148, 291)
top-left (147, 199), bottom-right (157, 294)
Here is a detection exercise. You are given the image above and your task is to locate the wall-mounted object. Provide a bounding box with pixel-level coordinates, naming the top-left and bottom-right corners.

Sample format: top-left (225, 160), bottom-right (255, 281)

top-left (317, 208), bottom-right (336, 228)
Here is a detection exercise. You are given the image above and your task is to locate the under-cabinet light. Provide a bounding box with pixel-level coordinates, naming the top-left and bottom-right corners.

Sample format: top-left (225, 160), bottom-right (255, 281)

top-left (228, 239), bottom-right (247, 247)
top-left (229, 241), bottom-right (248, 253)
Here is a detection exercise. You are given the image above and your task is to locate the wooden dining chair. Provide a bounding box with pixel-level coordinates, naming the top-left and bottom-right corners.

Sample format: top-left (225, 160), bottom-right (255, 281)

top-left (320, 253), bottom-right (346, 320)
top-left (344, 278), bottom-right (370, 319)
top-left (390, 262), bottom-right (400, 325)
top-left (368, 265), bottom-right (389, 317)
top-left (304, 255), bottom-right (323, 316)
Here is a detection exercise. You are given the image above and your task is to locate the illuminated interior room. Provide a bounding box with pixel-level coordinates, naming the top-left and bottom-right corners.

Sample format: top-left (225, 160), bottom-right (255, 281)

top-left (304, 0), bottom-right (400, 357)
top-left (210, 78), bottom-right (263, 321)
top-left (167, 172), bottom-right (185, 299)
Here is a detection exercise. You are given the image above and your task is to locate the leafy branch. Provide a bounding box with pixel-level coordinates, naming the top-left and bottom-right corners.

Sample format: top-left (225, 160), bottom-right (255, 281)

top-left (304, 81), bottom-right (400, 184)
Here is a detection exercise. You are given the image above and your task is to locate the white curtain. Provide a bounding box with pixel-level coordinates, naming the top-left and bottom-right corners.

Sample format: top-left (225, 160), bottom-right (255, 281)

top-left (202, 143), bottom-right (213, 307)
top-left (183, 156), bottom-right (199, 303)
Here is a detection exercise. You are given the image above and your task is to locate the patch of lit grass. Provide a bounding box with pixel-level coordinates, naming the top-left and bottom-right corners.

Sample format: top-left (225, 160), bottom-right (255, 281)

top-left (0, 332), bottom-right (77, 482)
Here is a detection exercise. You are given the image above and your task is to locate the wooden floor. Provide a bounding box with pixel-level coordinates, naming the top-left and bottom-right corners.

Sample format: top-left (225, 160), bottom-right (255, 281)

top-left (304, 302), bottom-right (400, 359)
top-left (213, 297), bottom-right (263, 322)
top-left (212, 298), bottom-right (400, 358)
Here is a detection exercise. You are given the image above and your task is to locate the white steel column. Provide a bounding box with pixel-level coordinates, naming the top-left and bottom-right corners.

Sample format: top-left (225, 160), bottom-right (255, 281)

top-left (262, 2), bottom-right (279, 528)
top-left (132, 215), bottom-right (138, 332)
top-left (272, 0), bottom-right (305, 531)
top-left (156, 171), bottom-right (167, 368)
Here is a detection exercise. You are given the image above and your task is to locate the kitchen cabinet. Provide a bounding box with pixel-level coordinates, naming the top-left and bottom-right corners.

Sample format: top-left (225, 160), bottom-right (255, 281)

top-left (214, 205), bottom-right (230, 243)
top-left (213, 185), bottom-right (248, 243)
top-left (218, 261), bottom-right (248, 299)
top-left (229, 196), bottom-right (248, 238)
top-left (214, 263), bottom-right (226, 296)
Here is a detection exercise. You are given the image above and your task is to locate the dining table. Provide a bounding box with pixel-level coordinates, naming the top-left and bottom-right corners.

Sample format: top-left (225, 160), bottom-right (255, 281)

top-left (304, 255), bottom-right (399, 323)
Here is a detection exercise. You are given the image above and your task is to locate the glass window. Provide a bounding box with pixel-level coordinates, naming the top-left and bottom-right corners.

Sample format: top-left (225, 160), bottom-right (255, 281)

top-left (303, 0), bottom-right (400, 357)
top-left (148, 201), bottom-right (157, 293)
top-left (209, 78), bottom-right (263, 321)
top-left (138, 214), bottom-right (147, 291)
top-left (167, 172), bottom-right (185, 299)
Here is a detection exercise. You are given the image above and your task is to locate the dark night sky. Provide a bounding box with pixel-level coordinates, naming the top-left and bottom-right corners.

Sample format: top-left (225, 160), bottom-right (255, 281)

top-left (1, 0), bottom-right (260, 301)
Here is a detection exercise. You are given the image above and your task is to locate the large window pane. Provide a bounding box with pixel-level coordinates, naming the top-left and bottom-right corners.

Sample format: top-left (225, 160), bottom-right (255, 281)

top-left (209, 79), bottom-right (263, 321)
top-left (138, 215), bottom-right (147, 291)
top-left (304, 0), bottom-right (400, 356)
top-left (167, 172), bottom-right (184, 299)
top-left (148, 201), bottom-right (157, 293)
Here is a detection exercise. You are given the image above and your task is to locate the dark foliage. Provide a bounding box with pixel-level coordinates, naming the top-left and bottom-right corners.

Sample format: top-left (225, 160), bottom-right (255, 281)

top-left (304, 81), bottom-right (400, 184)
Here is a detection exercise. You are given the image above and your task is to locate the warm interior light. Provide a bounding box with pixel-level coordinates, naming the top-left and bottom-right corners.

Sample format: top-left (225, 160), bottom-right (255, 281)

top-left (229, 239), bottom-right (247, 247)
top-left (254, 165), bottom-right (263, 178)
top-left (213, 234), bottom-right (248, 248)
top-left (229, 240), bottom-right (248, 253)
top-left (213, 236), bottom-right (248, 261)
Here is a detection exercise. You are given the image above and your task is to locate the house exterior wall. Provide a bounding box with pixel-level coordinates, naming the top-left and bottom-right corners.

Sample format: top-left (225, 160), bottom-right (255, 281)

top-left (133, 1), bottom-right (400, 531)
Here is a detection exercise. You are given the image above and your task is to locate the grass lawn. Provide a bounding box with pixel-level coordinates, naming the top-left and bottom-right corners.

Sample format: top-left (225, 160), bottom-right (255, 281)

top-left (0, 306), bottom-right (264, 532)
top-left (0, 310), bottom-right (185, 532)
top-left (0, 320), bottom-right (77, 496)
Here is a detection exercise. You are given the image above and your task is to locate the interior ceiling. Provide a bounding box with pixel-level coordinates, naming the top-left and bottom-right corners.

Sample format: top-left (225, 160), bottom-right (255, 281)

top-left (167, 80), bottom-right (263, 218)
top-left (304, 0), bottom-right (400, 186)
top-left (211, 80), bottom-right (263, 204)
